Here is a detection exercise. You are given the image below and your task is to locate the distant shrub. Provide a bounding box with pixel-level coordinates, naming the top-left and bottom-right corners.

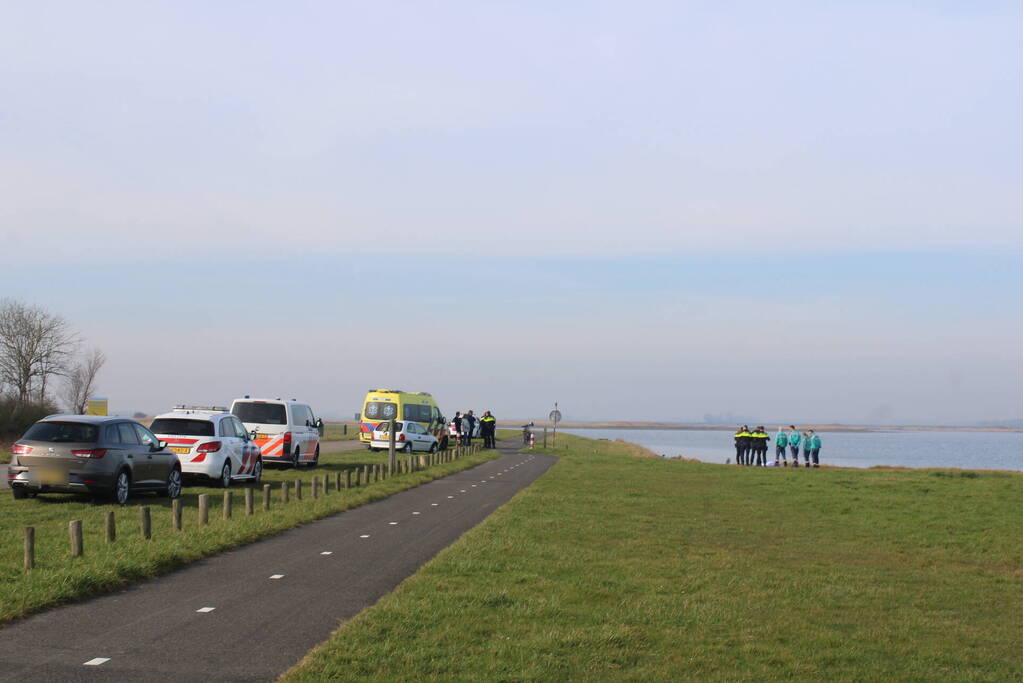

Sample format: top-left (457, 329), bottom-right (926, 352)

top-left (0, 395), bottom-right (59, 440)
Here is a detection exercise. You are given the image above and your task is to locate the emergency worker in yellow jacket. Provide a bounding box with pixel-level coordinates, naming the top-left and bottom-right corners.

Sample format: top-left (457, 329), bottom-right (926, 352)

top-left (734, 426), bottom-right (751, 465)
top-left (480, 411), bottom-right (497, 449)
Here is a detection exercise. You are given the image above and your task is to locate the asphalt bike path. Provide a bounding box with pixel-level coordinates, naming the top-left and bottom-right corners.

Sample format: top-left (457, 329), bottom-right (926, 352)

top-left (0, 446), bottom-right (555, 682)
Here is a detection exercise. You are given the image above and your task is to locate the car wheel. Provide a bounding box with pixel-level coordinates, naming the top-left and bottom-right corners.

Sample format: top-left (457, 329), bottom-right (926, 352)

top-left (403, 443), bottom-right (413, 453)
top-left (163, 467), bottom-right (182, 499)
top-left (429, 443), bottom-right (438, 453)
top-left (11, 487), bottom-right (28, 500)
top-left (113, 470), bottom-right (131, 506)
top-left (252, 459), bottom-right (263, 485)
top-left (292, 447), bottom-right (301, 469)
top-left (220, 460), bottom-right (232, 488)
top-left (310, 445), bottom-right (319, 468)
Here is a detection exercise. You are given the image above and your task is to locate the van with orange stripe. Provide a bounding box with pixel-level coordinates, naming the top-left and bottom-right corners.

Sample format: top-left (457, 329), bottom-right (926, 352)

top-left (358, 389), bottom-right (448, 450)
top-left (230, 397), bottom-right (323, 468)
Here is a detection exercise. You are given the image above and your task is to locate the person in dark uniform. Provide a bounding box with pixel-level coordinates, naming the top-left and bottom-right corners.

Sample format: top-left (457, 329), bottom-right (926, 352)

top-left (754, 426), bottom-right (770, 466)
top-left (452, 411), bottom-right (462, 445)
top-left (734, 425), bottom-right (751, 465)
top-left (480, 411), bottom-right (496, 448)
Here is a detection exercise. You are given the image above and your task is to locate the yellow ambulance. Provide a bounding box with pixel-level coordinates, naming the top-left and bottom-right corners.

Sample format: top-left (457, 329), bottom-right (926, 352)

top-left (358, 389), bottom-right (448, 449)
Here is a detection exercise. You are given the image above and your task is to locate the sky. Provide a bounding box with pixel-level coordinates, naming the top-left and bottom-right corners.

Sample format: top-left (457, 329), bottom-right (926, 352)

top-left (1, 1), bottom-right (1021, 425)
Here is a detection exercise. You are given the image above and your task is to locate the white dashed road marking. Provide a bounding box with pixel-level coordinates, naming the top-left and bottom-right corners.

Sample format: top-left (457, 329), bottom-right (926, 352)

top-left (196, 607), bottom-right (216, 613)
top-left (320, 551), bottom-right (333, 555)
top-left (389, 522), bottom-right (398, 525)
top-left (431, 503), bottom-right (439, 506)
top-left (359, 534), bottom-right (371, 539)
top-left (412, 511), bottom-right (420, 515)
top-left (83, 658), bottom-right (110, 666)
top-left (270, 574), bottom-right (285, 580)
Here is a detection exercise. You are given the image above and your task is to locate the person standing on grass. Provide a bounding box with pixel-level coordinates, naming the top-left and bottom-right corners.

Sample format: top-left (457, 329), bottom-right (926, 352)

top-left (480, 411), bottom-right (496, 448)
top-left (755, 426), bottom-right (770, 466)
top-left (461, 410), bottom-right (476, 446)
top-left (775, 426), bottom-right (789, 466)
top-left (788, 426), bottom-right (801, 466)
top-left (801, 430), bottom-right (812, 467)
top-left (452, 411), bottom-right (463, 445)
top-left (734, 425), bottom-right (750, 465)
top-left (809, 430), bottom-right (822, 467)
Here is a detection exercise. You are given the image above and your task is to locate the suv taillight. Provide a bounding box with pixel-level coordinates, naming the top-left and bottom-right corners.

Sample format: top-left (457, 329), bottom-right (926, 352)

top-left (197, 441), bottom-right (222, 453)
top-left (11, 444), bottom-right (32, 456)
top-left (282, 432), bottom-right (292, 452)
top-left (71, 449), bottom-right (108, 459)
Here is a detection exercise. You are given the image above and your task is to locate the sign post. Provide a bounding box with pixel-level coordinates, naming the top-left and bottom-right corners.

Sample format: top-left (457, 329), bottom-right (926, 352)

top-left (549, 403), bottom-right (561, 449)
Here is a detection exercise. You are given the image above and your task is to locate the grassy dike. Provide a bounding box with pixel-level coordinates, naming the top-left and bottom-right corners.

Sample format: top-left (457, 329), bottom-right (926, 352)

top-left (0, 447), bottom-right (497, 624)
top-left (283, 434), bottom-right (1023, 681)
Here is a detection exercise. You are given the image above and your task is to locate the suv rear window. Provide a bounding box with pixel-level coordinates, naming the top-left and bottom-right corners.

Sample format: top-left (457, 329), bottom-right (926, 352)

top-left (232, 402), bottom-right (287, 425)
top-left (23, 421), bottom-right (99, 443)
top-left (150, 418), bottom-right (216, 437)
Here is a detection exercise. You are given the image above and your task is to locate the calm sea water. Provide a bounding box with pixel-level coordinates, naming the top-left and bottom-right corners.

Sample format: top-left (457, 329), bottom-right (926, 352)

top-left (560, 428), bottom-right (1023, 471)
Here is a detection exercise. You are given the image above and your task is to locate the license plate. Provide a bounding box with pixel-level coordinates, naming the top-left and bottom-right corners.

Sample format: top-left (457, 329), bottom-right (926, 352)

top-left (170, 446), bottom-right (191, 455)
top-left (39, 470), bottom-right (67, 485)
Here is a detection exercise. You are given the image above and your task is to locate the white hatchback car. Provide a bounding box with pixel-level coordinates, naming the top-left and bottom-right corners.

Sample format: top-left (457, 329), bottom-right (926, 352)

top-left (149, 406), bottom-right (263, 487)
top-left (371, 421), bottom-right (438, 453)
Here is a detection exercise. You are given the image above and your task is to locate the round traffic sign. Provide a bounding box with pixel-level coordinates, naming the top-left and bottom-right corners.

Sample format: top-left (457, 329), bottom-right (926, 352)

top-left (549, 409), bottom-right (562, 423)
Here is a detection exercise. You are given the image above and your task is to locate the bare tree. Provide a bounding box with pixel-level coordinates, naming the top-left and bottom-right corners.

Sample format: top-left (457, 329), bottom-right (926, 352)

top-left (0, 299), bottom-right (79, 402)
top-left (63, 348), bottom-right (106, 414)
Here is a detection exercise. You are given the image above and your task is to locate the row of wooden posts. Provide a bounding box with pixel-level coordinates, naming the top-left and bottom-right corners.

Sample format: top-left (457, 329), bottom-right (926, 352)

top-left (22, 445), bottom-right (481, 571)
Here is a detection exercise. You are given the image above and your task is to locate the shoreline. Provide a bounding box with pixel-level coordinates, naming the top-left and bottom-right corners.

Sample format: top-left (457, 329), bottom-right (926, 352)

top-left (517, 422), bottom-right (1023, 434)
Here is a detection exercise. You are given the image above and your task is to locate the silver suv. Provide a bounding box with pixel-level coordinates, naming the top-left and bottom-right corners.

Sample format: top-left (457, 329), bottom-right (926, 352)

top-left (8, 415), bottom-right (182, 505)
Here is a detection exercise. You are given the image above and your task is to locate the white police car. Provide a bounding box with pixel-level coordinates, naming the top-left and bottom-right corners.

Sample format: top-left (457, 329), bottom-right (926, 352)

top-left (371, 421), bottom-right (439, 453)
top-left (149, 406), bottom-right (263, 487)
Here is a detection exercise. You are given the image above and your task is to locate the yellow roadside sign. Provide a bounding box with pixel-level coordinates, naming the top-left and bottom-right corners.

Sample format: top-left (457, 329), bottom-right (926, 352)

top-left (86, 398), bottom-right (108, 416)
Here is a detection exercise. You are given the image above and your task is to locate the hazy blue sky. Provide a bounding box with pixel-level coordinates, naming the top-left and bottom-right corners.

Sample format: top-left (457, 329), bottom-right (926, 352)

top-left (2, 2), bottom-right (1021, 424)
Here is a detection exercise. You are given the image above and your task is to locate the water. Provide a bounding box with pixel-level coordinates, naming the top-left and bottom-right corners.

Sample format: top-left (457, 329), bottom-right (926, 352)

top-left (560, 428), bottom-right (1023, 471)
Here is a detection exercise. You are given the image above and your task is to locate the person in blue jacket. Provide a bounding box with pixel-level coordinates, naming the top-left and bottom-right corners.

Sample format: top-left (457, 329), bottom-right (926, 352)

top-left (801, 431), bottom-right (812, 467)
top-left (787, 425), bottom-right (800, 467)
top-left (774, 426), bottom-right (788, 466)
top-left (809, 429), bottom-right (822, 468)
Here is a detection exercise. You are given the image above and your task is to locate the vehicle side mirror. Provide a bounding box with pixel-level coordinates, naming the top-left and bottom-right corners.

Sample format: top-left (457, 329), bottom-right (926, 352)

top-left (156, 441), bottom-right (167, 450)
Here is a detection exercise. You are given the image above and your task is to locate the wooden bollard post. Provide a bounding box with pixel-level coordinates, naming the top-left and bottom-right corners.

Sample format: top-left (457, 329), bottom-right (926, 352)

top-left (311, 477), bottom-right (319, 499)
top-left (24, 526), bottom-right (35, 571)
top-left (374, 465), bottom-right (380, 482)
top-left (172, 499), bottom-right (182, 531)
top-left (363, 465), bottom-right (369, 483)
top-left (198, 494), bottom-right (209, 525)
top-left (344, 469), bottom-right (351, 489)
top-left (139, 506), bottom-right (152, 539)
top-left (245, 487), bottom-right (254, 515)
top-left (282, 481), bottom-right (290, 503)
top-left (263, 484), bottom-right (271, 511)
top-left (105, 510), bottom-right (116, 543)
top-left (223, 490), bottom-right (232, 520)
top-left (335, 471), bottom-right (341, 491)
top-left (295, 479), bottom-right (303, 501)
top-left (70, 519), bottom-right (83, 556)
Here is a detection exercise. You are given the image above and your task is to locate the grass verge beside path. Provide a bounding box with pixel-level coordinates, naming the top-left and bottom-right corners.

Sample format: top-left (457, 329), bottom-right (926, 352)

top-left (284, 434), bottom-right (1023, 681)
top-left (0, 447), bottom-right (497, 624)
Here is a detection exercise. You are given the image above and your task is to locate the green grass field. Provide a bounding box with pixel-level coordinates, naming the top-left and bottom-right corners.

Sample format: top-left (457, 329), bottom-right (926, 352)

top-left (284, 434), bottom-right (1023, 681)
top-left (0, 446), bottom-right (497, 624)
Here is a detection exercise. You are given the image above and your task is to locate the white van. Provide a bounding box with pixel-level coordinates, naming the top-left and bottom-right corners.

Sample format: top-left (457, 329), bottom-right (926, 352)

top-left (230, 397), bottom-right (323, 468)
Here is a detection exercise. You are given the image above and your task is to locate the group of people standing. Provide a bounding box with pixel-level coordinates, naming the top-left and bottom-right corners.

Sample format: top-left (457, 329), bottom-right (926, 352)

top-left (451, 410), bottom-right (497, 448)
top-left (733, 425), bottom-right (822, 467)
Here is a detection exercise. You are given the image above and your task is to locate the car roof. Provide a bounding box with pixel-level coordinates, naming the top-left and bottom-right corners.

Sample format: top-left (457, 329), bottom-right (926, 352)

top-left (152, 410), bottom-right (229, 421)
top-left (41, 414), bottom-right (131, 424)
top-left (232, 397), bottom-right (306, 405)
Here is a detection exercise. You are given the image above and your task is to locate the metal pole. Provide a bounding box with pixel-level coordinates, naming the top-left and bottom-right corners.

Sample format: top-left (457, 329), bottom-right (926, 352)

top-left (388, 418), bottom-right (397, 472)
